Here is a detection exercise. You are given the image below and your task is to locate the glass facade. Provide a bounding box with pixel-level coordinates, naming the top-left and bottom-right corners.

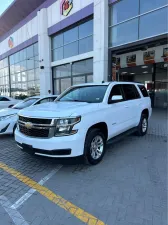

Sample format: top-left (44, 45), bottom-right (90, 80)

top-left (0, 58), bottom-right (10, 96)
top-left (9, 43), bottom-right (40, 99)
top-left (51, 19), bottom-right (93, 61)
top-left (109, 0), bottom-right (168, 47)
top-left (53, 58), bottom-right (93, 94)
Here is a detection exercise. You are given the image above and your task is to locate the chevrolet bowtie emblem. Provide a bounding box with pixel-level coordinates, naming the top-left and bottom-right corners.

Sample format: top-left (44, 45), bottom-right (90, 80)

top-left (25, 122), bottom-right (33, 129)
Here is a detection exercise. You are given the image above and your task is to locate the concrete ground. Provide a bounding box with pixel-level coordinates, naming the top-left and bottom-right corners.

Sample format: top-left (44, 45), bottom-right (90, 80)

top-left (0, 109), bottom-right (167, 225)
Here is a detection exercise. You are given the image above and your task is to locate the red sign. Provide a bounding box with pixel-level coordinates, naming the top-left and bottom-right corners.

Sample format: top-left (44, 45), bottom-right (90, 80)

top-left (60, 0), bottom-right (73, 16)
top-left (162, 47), bottom-right (168, 62)
top-left (143, 50), bottom-right (155, 64)
top-left (127, 54), bottom-right (136, 67)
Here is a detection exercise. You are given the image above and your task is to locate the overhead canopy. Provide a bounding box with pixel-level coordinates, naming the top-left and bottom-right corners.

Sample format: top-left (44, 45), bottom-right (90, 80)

top-left (0, 0), bottom-right (46, 38)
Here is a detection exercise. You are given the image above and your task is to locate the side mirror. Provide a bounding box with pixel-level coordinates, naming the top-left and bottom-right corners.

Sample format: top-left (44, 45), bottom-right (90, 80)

top-left (108, 95), bottom-right (123, 104)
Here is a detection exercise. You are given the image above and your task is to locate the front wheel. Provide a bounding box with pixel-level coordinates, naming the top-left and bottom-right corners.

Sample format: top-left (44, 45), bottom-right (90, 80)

top-left (136, 114), bottom-right (148, 136)
top-left (84, 129), bottom-right (106, 165)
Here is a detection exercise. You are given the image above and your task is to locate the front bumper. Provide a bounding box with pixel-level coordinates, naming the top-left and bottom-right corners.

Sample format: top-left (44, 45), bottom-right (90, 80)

top-left (15, 129), bottom-right (85, 158)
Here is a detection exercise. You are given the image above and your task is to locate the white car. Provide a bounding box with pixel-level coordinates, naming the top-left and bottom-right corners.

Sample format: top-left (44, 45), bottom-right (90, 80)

top-left (0, 95), bottom-right (58, 135)
top-left (15, 82), bottom-right (152, 164)
top-left (0, 96), bottom-right (20, 110)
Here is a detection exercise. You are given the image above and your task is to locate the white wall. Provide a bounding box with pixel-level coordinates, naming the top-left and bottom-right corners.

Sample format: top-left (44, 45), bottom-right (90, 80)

top-left (47, 0), bottom-right (94, 28)
top-left (0, 16), bottom-right (38, 56)
top-left (93, 0), bottom-right (109, 82)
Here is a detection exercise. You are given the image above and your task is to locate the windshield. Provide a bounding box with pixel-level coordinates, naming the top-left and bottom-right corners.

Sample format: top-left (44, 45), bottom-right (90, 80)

top-left (12, 98), bottom-right (39, 109)
top-left (58, 86), bottom-right (108, 103)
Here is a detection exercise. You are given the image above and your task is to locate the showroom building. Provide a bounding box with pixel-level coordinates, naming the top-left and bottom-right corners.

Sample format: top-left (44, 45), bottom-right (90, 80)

top-left (0, 0), bottom-right (167, 108)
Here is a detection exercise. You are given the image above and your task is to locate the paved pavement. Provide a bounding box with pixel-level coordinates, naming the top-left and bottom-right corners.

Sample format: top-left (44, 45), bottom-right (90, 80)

top-left (0, 109), bottom-right (167, 225)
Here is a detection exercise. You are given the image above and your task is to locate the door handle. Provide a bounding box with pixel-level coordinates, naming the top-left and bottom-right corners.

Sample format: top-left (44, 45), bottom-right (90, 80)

top-left (124, 105), bottom-right (129, 108)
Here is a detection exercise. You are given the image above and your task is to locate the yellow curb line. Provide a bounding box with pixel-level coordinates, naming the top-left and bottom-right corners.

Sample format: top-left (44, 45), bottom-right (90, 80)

top-left (0, 162), bottom-right (106, 225)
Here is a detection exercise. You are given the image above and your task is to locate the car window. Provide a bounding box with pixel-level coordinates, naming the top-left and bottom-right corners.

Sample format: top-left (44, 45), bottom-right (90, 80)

top-left (0, 97), bottom-right (10, 101)
top-left (58, 86), bottom-right (108, 103)
top-left (12, 98), bottom-right (39, 109)
top-left (49, 97), bottom-right (57, 102)
top-left (108, 85), bottom-right (124, 103)
top-left (138, 85), bottom-right (149, 97)
top-left (122, 84), bottom-right (140, 100)
top-left (35, 98), bottom-right (50, 105)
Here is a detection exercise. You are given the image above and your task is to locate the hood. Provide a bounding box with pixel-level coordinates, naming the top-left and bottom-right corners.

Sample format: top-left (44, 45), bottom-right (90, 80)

top-left (0, 108), bottom-right (19, 117)
top-left (19, 102), bottom-right (99, 118)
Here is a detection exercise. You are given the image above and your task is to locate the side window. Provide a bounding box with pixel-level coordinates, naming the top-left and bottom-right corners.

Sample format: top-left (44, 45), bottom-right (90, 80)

top-left (48, 97), bottom-right (57, 102)
top-left (0, 97), bottom-right (10, 101)
top-left (122, 84), bottom-right (140, 100)
top-left (108, 85), bottom-right (124, 103)
top-left (138, 85), bottom-right (149, 97)
top-left (36, 98), bottom-right (50, 105)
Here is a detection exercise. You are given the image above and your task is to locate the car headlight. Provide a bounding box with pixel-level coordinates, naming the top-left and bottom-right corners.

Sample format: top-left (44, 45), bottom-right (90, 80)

top-left (55, 116), bottom-right (81, 136)
top-left (0, 114), bottom-right (17, 121)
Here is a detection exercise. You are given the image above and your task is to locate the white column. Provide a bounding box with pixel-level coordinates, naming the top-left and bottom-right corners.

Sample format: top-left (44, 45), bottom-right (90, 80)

top-left (37, 8), bottom-right (52, 95)
top-left (93, 0), bottom-right (109, 82)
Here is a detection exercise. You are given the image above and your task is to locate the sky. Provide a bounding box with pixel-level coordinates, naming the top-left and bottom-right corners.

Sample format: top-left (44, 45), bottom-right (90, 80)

top-left (0, 0), bottom-right (14, 16)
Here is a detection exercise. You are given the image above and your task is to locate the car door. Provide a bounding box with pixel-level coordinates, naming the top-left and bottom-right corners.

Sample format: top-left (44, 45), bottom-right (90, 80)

top-left (121, 84), bottom-right (141, 129)
top-left (0, 97), bottom-right (11, 109)
top-left (105, 84), bottom-right (130, 138)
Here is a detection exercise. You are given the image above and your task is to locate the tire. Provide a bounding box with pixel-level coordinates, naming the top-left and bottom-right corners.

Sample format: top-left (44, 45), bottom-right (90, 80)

top-left (136, 114), bottom-right (148, 136)
top-left (84, 128), bottom-right (106, 165)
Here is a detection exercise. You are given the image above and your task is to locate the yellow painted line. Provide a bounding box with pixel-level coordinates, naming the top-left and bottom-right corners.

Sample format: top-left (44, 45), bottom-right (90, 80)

top-left (0, 162), bottom-right (106, 225)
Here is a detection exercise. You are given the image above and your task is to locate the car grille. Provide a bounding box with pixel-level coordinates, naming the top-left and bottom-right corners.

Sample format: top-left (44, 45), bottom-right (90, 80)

top-left (18, 116), bottom-right (55, 138)
top-left (19, 125), bottom-right (50, 138)
top-left (19, 116), bottom-right (52, 125)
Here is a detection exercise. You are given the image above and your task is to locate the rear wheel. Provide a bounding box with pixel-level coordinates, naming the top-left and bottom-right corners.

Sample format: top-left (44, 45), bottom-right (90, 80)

top-left (84, 129), bottom-right (106, 165)
top-left (136, 114), bottom-right (148, 136)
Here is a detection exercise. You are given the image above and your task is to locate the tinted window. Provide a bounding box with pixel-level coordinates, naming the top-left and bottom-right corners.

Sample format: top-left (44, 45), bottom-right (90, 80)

top-left (36, 98), bottom-right (50, 105)
top-left (36, 97), bottom-right (56, 104)
top-left (109, 85), bottom-right (124, 102)
top-left (64, 27), bottom-right (78, 45)
top-left (13, 98), bottom-right (39, 109)
top-left (122, 84), bottom-right (140, 100)
top-left (139, 7), bottom-right (168, 39)
top-left (110, 0), bottom-right (139, 25)
top-left (0, 97), bottom-right (10, 101)
top-left (140, 0), bottom-right (167, 13)
top-left (109, 18), bottom-right (138, 47)
top-left (58, 86), bottom-right (108, 103)
top-left (64, 42), bottom-right (78, 58)
top-left (138, 85), bottom-right (149, 97)
top-left (79, 36), bottom-right (93, 54)
top-left (79, 20), bottom-right (93, 39)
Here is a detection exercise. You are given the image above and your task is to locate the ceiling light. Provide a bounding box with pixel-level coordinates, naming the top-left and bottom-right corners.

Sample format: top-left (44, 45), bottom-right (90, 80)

top-left (142, 66), bottom-right (148, 69)
top-left (130, 73), bottom-right (135, 75)
top-left (121, 72), bottom-right (127, 74)
top-left (143, 71), bottom-right (148, 74)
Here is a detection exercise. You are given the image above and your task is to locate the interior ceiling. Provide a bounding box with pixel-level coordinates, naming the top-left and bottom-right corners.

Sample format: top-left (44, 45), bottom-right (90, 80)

top-left (119, 63), bottom-right (167, 75)
top-left (0, 0), bottom-right (46, 38)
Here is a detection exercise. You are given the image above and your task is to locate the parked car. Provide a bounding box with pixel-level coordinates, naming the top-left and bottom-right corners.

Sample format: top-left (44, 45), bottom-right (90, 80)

top-left (0, 96), bottom-right (21, 110)
top-left (15, 82), bottom-right (152, 165)
top-left (0, 95), bottom-right (58, 135)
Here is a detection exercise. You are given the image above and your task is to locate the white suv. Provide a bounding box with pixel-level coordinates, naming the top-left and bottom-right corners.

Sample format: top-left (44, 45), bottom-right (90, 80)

top-left (15, 82), bottom-right (152, 165)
